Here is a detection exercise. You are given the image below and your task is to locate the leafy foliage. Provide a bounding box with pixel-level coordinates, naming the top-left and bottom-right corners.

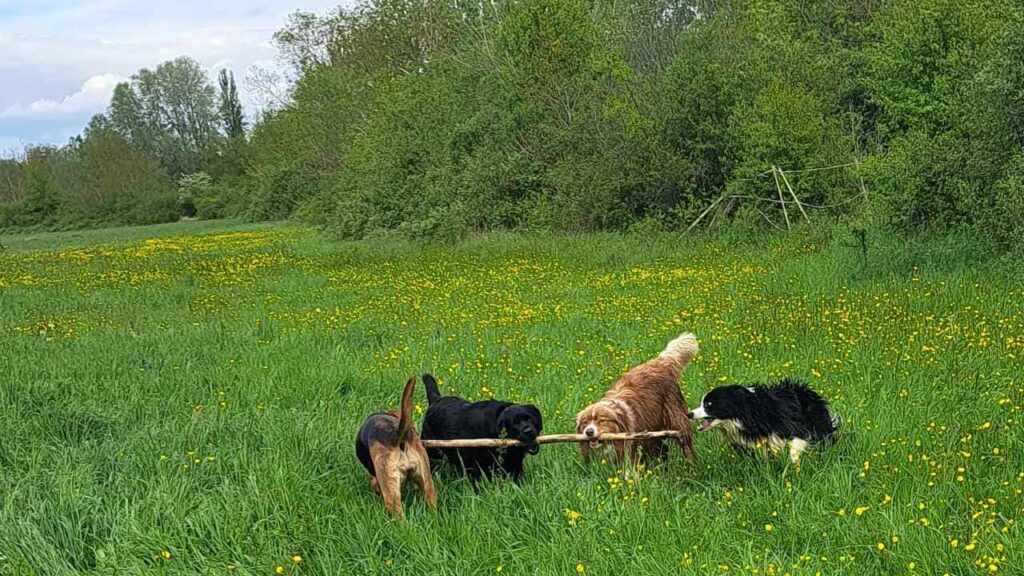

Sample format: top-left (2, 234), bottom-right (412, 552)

top-left (240, 0), bottom-right (1022, 241)
top-left (3, 0), bottom-right (1023, 244)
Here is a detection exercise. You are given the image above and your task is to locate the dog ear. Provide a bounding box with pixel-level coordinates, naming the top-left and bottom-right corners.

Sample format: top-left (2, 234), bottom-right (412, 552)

top-left (574, 407), bottom-right (590, 429)
top-left (494, 405), bottom-right (513, 437)
top-left (524, 405), bottom-right (543, 431)
top-left (610, 410), bottom-right (627, 434)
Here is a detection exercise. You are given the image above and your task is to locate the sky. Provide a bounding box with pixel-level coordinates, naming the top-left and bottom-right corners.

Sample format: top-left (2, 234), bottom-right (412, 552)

top-left (0, 1), bottom-right (351, 153)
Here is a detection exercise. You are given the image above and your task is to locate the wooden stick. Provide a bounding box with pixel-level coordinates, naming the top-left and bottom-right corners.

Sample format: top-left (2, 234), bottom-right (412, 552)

top-left (778, 168), bottom-right (810, 222)
top-left (855, 157), bottom-right (869, 201)
top-left (771, 165), bottom-right (791, 231)
top-left (685, 193), bottom-right (727, 234)
top-left (421, 430), bottom-right (687, 449)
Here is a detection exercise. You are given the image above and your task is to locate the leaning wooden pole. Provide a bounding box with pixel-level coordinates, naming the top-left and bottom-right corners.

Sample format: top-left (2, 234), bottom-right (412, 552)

top-left (685, 193), bottom-right (728, 234)
top-left (421, 430), bottom-right (687, 449)
top-left (778, 168), bottom-right (810, 223)
top-left (771, 165), bottom-right (791, 231)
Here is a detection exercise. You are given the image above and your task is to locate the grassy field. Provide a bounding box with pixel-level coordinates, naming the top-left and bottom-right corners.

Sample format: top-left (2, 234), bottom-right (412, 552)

top-left (0, 223), bottom-right (1021, 575)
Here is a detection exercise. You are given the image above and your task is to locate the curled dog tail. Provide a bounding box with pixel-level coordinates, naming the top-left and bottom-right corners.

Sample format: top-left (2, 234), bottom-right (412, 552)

top-left (423, 373), bottom-right (442, 404)
top-left (396, 376), bottom-right (416, 445)
top-left (828, 409), bottom-right (843, 438)
top-left (659, 332), bottom-right (699, 369)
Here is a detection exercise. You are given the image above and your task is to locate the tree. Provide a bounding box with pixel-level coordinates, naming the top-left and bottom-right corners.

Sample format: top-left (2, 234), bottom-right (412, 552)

top-left (21, 147), bottom-right (64, 226)
top-left (218, 69), bottom-right (246, 139)
top-left (0, 158), bottom-right (25, 204)
top-left (109, 56), bottom-right (218, 176)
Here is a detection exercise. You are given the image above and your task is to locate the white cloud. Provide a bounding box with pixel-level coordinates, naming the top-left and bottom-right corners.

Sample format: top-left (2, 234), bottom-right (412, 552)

top-left (1, 73), bottom-right (123, 119)
top-left (0, 1), bottom-right (349, 145)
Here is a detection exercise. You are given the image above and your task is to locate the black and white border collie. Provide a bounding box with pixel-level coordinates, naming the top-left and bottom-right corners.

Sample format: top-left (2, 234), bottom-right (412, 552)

top-left (686, 379), bottom-right (839, 464)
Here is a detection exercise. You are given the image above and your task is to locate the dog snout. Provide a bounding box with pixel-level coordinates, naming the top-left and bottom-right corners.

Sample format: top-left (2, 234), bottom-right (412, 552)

top-left (686, 411), bottom-right (695, 420)
top-left (583, 425), bottom-right (597, 438)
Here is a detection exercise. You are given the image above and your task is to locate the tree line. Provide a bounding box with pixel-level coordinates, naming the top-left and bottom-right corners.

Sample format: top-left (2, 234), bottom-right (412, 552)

top-left (0, 57), bottom-right (248, 229)
top-left (2, 0), bottom-right (1023, 247)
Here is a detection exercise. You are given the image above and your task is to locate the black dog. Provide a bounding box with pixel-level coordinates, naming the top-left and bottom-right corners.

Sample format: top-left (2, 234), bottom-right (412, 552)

top-left (687, 379), bottom-right (839, 465)
top-left (420, 373), bottom-right (543, 483)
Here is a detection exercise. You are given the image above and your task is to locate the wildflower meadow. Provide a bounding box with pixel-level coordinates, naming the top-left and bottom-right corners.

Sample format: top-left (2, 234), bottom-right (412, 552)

top-left (0, 221), bottom-right (1020, 575)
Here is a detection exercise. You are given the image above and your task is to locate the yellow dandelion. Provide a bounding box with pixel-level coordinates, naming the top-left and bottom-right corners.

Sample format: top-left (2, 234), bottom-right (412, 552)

top-left (764, 523), bottom-right (773, 532)
top-left (950, 539), bottom-right (959, 548)
top-left (564, 509), bottom-right (582, 526)
top-left (576, 563), bottom-right (585, 573)
top-left (275, 566), bottom-right (284, 575)
top-left (161, 550), bottom-right (171, 560)
top-left (855, 505), bottom-right (870, 516)
top-left (292, 555), bottom-right (303, 564)
top-left (876, 542), bottom-right (885, 551)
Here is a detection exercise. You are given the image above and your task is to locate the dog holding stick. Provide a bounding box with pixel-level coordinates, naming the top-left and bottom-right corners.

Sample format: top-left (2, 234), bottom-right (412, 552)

top-left (576, 332), bottom-right (699, 467)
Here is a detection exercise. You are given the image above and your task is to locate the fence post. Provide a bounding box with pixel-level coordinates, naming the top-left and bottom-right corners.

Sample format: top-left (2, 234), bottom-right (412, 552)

top-left (771, 165), bottom-right (791, 231)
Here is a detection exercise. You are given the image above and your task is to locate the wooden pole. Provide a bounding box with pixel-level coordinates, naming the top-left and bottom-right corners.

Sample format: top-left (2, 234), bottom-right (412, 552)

top-left (771, 166), bottom-right (791, 230)
top-left (855, 157), bottom-right (869, 200)
top-left (685, 193), bottom-right (728, 234)
top-left (778, 168), bottom-right (810, 222)
top-left (421, 429), bottom-right (687, 449)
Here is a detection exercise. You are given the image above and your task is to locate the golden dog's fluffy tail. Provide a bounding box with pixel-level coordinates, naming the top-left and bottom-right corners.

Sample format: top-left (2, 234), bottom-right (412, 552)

top-left (659, 332), bottom-right (699, 369)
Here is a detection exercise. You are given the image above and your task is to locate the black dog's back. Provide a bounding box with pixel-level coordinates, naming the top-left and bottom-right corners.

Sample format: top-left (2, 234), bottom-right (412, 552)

top-left (420, 373), bottom-right (542, 482)
top-left (420, 393), bottom-right (511, 463)
top-left (763, 379), bottom-right (836, 442)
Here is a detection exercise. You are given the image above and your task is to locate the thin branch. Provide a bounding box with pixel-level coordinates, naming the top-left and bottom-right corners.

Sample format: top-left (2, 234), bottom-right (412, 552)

top-left (685, 192), bottom-right (728, 234)
top-left (778, 168), bottom-right (809, 222)
top-left (420, 429), bottom-right (688, 449)
top-left (752, 205), bottom-right (785, 231)
top-left (771, 165), bottom-right (791, 231)
top-left (855, 157), bottom-right (869, 201)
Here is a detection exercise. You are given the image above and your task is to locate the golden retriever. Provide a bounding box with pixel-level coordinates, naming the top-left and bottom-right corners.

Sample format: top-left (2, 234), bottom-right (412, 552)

top-left (576, 332), bottom-right (698, 467)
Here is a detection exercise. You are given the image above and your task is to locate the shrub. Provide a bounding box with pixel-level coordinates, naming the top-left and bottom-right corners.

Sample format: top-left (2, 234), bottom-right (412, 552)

top-left (987, 154), bottom-right (1024, 248)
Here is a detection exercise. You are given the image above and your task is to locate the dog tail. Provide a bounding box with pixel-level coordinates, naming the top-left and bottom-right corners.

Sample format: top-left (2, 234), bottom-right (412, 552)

top-left (396, 376), bottom-right (417, 445)
top-left (829, 409), bottom-right (843, 436)
top-left (660, 332), bottom-right (699, 368)
top-left (820, 407), bottom-right (842, 444)
top-left (423, 373), bottom-right (442, 404)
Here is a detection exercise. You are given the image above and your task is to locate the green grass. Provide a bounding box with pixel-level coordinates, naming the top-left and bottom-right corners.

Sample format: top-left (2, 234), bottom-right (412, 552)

top-left (0, 219), bottom-right (284, 252)
top-left (0, 223), bottom-right (1020, 575)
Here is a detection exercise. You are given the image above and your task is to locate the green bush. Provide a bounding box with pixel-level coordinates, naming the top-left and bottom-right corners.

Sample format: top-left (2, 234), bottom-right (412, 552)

top-left (176, 172), bottom-right (209, 218)
top-left (7, 0), bottom-right (1024, 245)
top-left (247, 167), bottom-right (314, 222)
top-left (987, 154), bottom-right (1024, 248)
top-left (0, 201), bottom-right (23, 230)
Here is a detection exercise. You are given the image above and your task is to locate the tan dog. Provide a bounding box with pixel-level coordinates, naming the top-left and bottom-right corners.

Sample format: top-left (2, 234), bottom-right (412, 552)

top-left (576, 333), bottom-right (698, 467)
top-left (355, 377), bottom-right (436, 520)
